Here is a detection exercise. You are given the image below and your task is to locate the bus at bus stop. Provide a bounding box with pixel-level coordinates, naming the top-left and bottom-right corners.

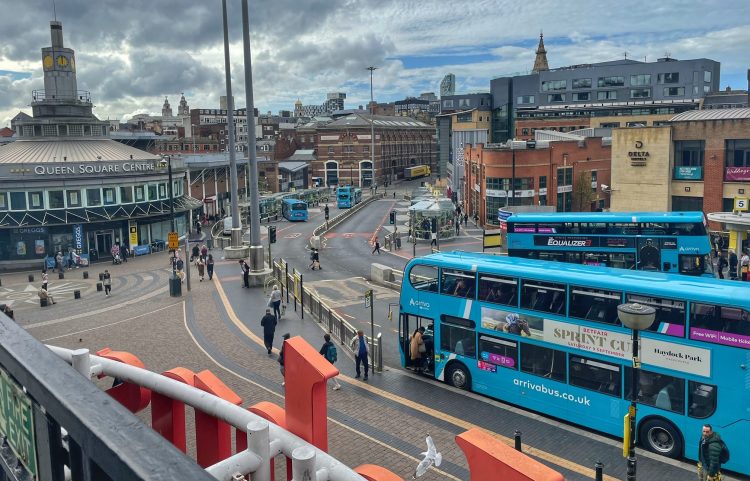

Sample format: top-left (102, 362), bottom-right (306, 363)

top-left (399, 252), bottom-right (749, 476)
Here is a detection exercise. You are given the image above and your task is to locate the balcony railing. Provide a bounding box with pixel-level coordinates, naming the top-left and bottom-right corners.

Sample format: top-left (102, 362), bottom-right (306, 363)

top-left (32, 90), bottom-right (91, 103)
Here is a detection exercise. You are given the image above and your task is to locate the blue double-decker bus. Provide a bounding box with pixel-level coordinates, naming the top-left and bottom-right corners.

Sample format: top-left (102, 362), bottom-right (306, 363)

top-left (281, 198), bottom-right (308, 221)
top-left (505, 211), bottom-right (712, 276)
top-left (399, 252), bottom-right (750, 475)
top-left (337, 186), bottom-right (362, 208)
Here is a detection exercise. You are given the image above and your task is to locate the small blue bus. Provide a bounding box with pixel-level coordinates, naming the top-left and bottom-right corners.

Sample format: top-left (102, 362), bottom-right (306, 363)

top-left (337, 186), bottom-right (363, 208)
top-left (505, 211), bottom-right (712, 276)
top-left (281, 198), bottom-right (308, 221)
top-left (399, 252), bottom-right (750, 475)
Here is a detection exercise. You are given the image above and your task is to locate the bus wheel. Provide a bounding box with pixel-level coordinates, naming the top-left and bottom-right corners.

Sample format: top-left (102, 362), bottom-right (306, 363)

top-left (446, 363), bottom-right (471, 390)
top-left (639, 418), bottom-right (682, 458)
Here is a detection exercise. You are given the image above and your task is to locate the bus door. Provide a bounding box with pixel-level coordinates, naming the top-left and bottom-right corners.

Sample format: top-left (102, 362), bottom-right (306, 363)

top-left (399, 313), bottom-right (433, 368)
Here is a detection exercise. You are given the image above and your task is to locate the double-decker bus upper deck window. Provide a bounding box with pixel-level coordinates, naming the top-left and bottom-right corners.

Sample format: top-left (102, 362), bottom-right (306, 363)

top-left (640, 222), bottom-right (668, 235)
top-left (510, 223), bottom-right (537, 233)
top-left (538, 251), bottom-right (567, 262)
top-left (569, 286), bottom-right (622, 325)
top-left (408, 264), bottom-right (438, 292)
top-left (690, 303), bottom-right (750, 345)
top-left (440, 315), bottom-right (476, 358)
top-left (478, 274), bottom-right (518, 306)
top-left (441, 269), bottom-right (476, 299)
top-left (625, 368), bottom-right (685, 413)
top-left (569, 355), bottom-right (622, 397)
top-left (521, 280), bottom-right (566, 315)
top-left (578, 222), bottom-right (608, 235)
top-left (520, 344), bottom-right (566, 381)
top-left (688, 381), bottom-right (717, 418)
top-left (627, 294), bottom-right (685, 337)
top-left (607, 222), bottom-right (638, 235)
top-left (671, 222), bottom-right (707, 236)
top-left (478, 335), bottom-right (518, 370)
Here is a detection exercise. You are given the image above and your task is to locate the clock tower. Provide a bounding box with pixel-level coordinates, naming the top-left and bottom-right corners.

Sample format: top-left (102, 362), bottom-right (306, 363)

top-left (41, 21), bottom-right (78, 101)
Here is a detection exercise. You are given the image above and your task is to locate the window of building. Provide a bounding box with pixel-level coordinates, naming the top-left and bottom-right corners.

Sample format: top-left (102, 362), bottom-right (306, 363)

top-left (570, 355), bottom-right (621, 397)
top-left (0, 192), bottom-right (6, 211)
top-left (538, 176), bottom-right (547, 205)
top-left (521, 128), bottom-right (530, 135)
top-left (158, 183), bottom-right (168, 199)
top-left (630, 88), bottom-right (651, 99)
top-left (630, 74), bottom-right (651, 86)
top-left (443, 100), bottom-right (454, 108)
top-left (486, 177), bottom-right (510, 191)
top-left (441, 269), bottom-right (475, 298)
top-left (27, 191), bottom-right (44, 210)
top-left (548, 93), bottom-right (565, 103)
top-left (664, 87), bottom-right (685, 97)
top-left (134, 186), bottom-right (145, 202)
top-left (590, 171), bottom-right (597, 194)
top-left (147, 184), bottom-right (158, 201)
top-left (541, 80), bottom-right (566, 91)
top-left (657, 72), bottom-right (680, 84)
top-left (521, 280), bottom-right (566, 314)
top-left (572, 78), bottom-right (592, 89)
top-left (66, 190), bottom-right (81, 207)
top-left (10, 192), bottom-right (26, 210)
top-left (456, 112), bottom-right (472, 122)
top-left (478, 335), bottom-right (518, 370)
top-left (671, 196), bottom-right (703, 212)
top-left (558, 167), bottom-right (573, 186)
top-left (598, 76), bottom-right (625, 87)
top-left (704, 71), bottom-right (712, 83)
top-left (120, 186), bottom-right (133, 204)
top-left (103, 187), bottom-right (116, 205)
top-left (408, 264), bottom-right (438, 292)
top-left (86, 188), bottom-right (102, 207)
top-left (725, 140), bottom-right (750, 168)
top-left (674, 140), bottom-right (704, 174)
top-left (517, 95), bottom-right (535, 104)
top-left (439, 315), bottom-right (476, 358)
top-left (363, 145), bottom-right (369, 154)
top-left (520, 344), bottom-right (566, 381)
top-left (597, 91), bottom-right (617, 100)
top-left (344, 145), bottom-right (354, 154)
top-left (572, 92), bottom-right (590, 101)
top-left (600, 122), bottom-right (621, 128)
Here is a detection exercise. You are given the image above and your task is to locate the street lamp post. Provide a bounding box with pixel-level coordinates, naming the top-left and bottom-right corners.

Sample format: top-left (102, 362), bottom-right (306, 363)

top-left (161, 155), bottom-right (181, 297)
top-left (367, 66), bottom-right (377, 188)
top-left (617, 302), bottom-right (656, 481)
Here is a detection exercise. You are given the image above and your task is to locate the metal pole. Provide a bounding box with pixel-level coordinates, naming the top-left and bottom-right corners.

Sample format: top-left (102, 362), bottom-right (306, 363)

top-left (626, 329), bottom-right (639, 481)
top-left (167, 157), bottom-right (176, 282)
top-left (510, 147), bottom-right (516, 207)
top-left (221, 0), bottom-right (241, 248)
top-left (185, 235), bottom-right (191, 291)
top-left (514, 430), bottom-right (522, 452)
top-left (367, 66), bottom-right (377, 188)
top-left (370, 291), bottom-right (375, 364)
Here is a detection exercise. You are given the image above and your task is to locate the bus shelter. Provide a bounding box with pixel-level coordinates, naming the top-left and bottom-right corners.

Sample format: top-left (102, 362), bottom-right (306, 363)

top-left (409, 198), bottom-right (457, 242)
top-left (707, 211), bottom-right (750, 278)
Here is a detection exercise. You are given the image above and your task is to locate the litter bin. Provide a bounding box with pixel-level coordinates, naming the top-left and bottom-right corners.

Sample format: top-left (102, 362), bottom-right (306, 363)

top-left (169, 274), bottom-right (182, 297)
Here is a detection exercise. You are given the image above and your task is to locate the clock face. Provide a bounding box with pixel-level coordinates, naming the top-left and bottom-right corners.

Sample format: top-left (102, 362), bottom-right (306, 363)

top-left (56, 55), bottom-right (68, 68)
top-left (43, 54), bottom-right (53, 70)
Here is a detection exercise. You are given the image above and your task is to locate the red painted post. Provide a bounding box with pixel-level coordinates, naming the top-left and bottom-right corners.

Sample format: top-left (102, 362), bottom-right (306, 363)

top-left (96, 348), bottom-right (151, 413)
top-left (193, 370), bottom-right (242, 468)
top-left (354, 464), bottom-right (404, 481)
top-left (150, 367), bottom-right (196, 453)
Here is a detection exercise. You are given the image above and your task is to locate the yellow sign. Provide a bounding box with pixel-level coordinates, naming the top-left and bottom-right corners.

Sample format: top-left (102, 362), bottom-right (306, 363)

top-left (733, 197), bottom-right (748, 212)
top-left (293, 272), bottom-right (301, 300)
top-left (483, 231), bottom-right (503, 248)
top-left (129, 224), bottom-right (138, 247)
top-left (622, 413), bottom-right (631, 457)
top-left (167, 231), bottom-right (179, 250)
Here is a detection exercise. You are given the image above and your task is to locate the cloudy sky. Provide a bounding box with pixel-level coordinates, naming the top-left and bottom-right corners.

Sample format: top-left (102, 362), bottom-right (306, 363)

top-left (1, 0), bottom-right (748, 127)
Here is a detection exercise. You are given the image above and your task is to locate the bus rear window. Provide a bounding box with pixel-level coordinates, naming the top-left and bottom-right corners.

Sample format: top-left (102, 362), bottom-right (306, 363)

top-left (627, 294), bottom-right (685, 337)
top-left (521, 281), bottom-right (566, 315)
top-left (408, 264), bottom-right (438, 292)
top-left (569, 355), bottom-right (621, 397)
top-left (569, 286), bottom-right (621, 325)
top-left (690, 303), bottom-right (750, 346)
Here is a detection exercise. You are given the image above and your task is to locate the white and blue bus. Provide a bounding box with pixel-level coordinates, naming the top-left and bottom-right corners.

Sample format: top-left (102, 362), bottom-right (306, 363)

top-left (337, 186), bottom-right (362, 208)
top-left (281, 198), bottom-right (308, 221)
top-left (505, 211), bottom-right (713, 276)
top-left (399, 252), bottom-right (750, 475)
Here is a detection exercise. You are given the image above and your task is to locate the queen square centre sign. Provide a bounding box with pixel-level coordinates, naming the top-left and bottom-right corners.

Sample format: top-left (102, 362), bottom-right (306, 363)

top-left (0, 366), bottom-right (38, 477)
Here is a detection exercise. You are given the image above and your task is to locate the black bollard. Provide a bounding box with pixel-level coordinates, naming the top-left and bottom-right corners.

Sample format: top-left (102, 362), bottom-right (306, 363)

top-left (29, 274), bottom-right (35, 282)
top-left (595, 461), bottom-right (603, 481)
top-left (40, 298), bottom-right (48, 307)
top-left (99, 273), bottom-right (104, 281)
top-left (83, 271), bottom-right (89, 279)
top-left (96, 282), bottom-right (103, 292)
top-left (58, 272), bottom-right (64, 279)
top-left (514, 430), bottom-right (522, 452)
top-left (74, 290), bottom-right (81, 300)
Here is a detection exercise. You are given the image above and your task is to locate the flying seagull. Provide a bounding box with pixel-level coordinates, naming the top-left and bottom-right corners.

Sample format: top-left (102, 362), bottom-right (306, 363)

top-left (413, 435), bottom-right (442, 478)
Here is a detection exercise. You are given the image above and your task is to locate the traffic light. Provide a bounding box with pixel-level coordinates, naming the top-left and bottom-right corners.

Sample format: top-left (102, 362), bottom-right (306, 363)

top-left (269, 225), bottom-right (277, 244)
top-left (389, 211), bottom-right (396, 224)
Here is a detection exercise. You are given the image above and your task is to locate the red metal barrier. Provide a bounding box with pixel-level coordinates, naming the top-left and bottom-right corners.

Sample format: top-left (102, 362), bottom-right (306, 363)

top-left (194, 370), bottom-right (243, 468)
top-left (97, 347), bottom-right (151, 413)
top-left (151, 367), bottom-right (196, 453)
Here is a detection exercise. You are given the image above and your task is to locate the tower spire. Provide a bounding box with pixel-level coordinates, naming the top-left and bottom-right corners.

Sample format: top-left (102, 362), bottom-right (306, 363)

top-left (532, 31), bottom-right (549, 74)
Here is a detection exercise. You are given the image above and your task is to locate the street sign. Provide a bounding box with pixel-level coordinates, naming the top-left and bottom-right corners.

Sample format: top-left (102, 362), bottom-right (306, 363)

top-left (0, 367), bottom-right (38, 477)
top-left (167, 231), bottom-right (179, 250)
top-left (734, 197), bottom-right (748, 212)
top-left (364, 289), bottom-right (373, 308)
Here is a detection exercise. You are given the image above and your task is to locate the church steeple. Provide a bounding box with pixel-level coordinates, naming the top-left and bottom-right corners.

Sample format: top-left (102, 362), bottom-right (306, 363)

top-left (532, 32), bottom-right (549, 74)
top-left (162, 96), bottom-right (172, 117)
top-left (178, 92), bottom-right (189, 116)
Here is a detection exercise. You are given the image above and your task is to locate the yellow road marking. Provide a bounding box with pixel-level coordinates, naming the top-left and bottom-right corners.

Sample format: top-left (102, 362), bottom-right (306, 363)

top-left (213, 274), bottom-right (617, 481)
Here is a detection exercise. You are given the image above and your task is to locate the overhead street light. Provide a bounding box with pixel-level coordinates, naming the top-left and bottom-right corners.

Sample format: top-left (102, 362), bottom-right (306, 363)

top-left (160, 155), bottom-right (181, 297)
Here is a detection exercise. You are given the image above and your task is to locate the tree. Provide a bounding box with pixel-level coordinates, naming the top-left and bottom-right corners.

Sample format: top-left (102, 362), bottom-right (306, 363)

top-left (572, 170), bottom-right (595, 212)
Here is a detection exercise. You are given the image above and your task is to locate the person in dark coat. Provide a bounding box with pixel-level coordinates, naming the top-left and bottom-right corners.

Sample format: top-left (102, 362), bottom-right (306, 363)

top-left (728, 249), bottom-right (738, 280)
top-left (278, 333), bottom-right (290, 386)
top-left (698, 424), bottom-right (724, 481)
top-left (261, 308), bottom-right (277, 355)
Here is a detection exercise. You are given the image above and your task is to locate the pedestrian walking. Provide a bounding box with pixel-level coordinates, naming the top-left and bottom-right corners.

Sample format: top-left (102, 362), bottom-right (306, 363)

top-left (191, 244), bottom-right (200, 262)
top-left (201, 244), bottom-right (208, 258)
top-left (409, 327), bottom-right (425, 373)
top-left (38, 286), bottom-right (56, 305)
top-left (473, 213), bottom-right (479, 226)
top-left (42, 271), bottom-right (49, 291)
top-left (455, 222), bottom-right (460, 236)
top-left (121, 246), bottom-right (128, 263)
top-left (176, 257), bottom-right (185, 282)
top-left (269, 285), bottom-right (282, 320)
top-left (55, 251), bottom-right (64, 272)
top-left (698, 424), bottom-right (727, 481)
top-left (261, 308), bottom-right (277, 355)
top-left (206, 254), bottom-right (215, 280)
top-left (372, 239), bottom-right (381, 255)
top-left (240, 259), bottom-right (250, 288)
top-left (103, 269), bottom-right (112, 296)
top-left (308, 249), bottom-right (321, 270)
top-left (741, 251), bottom-right (750, 281)
top-left (196, 256), bottom-right (205, 282)
top-left (463, 212), bottom-right (468, 226)
top-left (717, 252), bottom-right (728, 279)
top-left (279, 333), bottom-right (291, 386)
top-left (729, 249), bottom-right (738, 280)
top-left (319, 334), bottom-right (341, 390)
top-left (350, 330), bottom-right (369, 381)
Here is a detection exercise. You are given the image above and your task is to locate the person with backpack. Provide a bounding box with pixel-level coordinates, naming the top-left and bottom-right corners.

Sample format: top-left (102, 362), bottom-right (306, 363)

top-left (278, 333), bottom-right (290, 386)
top-left (319, 334), bottom-right (341, 390)
top-left (698, 424), bottom-right (727, 481)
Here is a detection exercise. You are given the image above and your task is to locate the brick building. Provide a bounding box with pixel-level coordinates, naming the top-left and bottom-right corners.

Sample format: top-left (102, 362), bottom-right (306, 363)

top-left (314, 113), bottom-right (435, 188)
top-left (464, 137), bottom-right (611, 226)
top-left (609, 108), bottom-right (750, 229)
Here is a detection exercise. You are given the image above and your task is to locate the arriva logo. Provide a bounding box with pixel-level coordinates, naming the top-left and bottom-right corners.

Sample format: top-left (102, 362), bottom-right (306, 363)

top-left (679, 246), bottom-right (699, 253)
top-left (409, 298), bottom-right (431, 309)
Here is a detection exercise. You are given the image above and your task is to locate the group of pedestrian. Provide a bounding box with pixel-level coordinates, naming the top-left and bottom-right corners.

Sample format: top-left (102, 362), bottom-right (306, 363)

top-left (715, 248), bottom-right (750, 281)
top-left (193, 244), bottom-right (213, 282)
top-left (309, 249), bottom-right (321, 269)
